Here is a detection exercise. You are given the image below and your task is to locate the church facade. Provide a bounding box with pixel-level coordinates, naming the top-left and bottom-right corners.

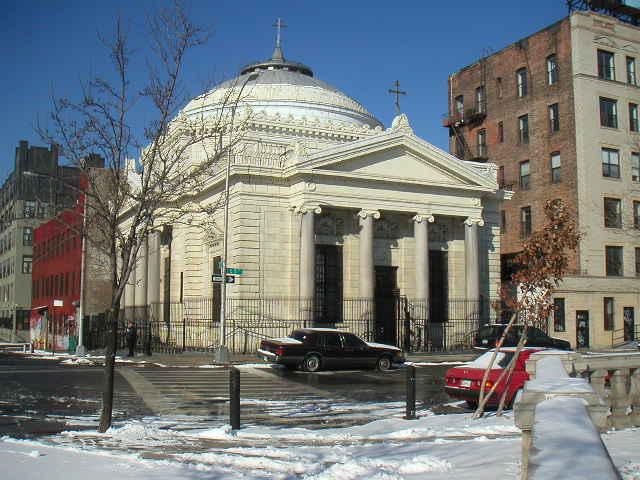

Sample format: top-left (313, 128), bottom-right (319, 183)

top-left (120, 44), bottom-right (508, 352)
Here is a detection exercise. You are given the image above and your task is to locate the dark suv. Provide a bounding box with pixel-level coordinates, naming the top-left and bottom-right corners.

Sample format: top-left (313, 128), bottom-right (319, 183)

top-left (473, 324), bottom-right (572, 350)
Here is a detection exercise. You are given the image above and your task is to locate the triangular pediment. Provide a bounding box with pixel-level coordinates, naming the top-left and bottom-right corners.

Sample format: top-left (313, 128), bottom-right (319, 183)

top-left (289, 130), bottom-right (497, 192)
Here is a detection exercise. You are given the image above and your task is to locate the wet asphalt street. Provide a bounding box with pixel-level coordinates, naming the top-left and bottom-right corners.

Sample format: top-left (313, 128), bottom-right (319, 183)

top-left (0, 352), bottom-right (465, 438)
top-left (0, 353), bottom-right (151, 437)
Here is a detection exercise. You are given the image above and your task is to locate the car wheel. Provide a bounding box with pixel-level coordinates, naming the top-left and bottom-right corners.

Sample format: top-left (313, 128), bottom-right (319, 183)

top-left (302, 354), bottom-right (321, 372)
top-left (377, 355), bottom-right (392, 372)
top-left (465, 400), bottom-right (478, 410)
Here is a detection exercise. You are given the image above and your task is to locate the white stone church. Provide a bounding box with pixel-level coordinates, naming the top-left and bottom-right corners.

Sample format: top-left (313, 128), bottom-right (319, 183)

top-left (121, 41), bottom-right (507, 352)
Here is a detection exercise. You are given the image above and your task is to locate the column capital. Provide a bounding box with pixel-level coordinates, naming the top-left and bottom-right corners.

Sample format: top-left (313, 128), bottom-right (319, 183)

top-left (357, 209), bottom-right (380, 220)
top-left (412, 213), bottom-right (435, 224)
top-left (464, 216), bottom-right (485, 227)
top-left (291, 205), bottom-right (322, 215)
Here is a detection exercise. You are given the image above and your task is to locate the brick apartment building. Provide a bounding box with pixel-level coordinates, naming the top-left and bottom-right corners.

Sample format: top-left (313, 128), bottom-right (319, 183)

top-left (0, 141), bottom-right (87, 341)
top-left (445, 8), bottom-right (640, 349)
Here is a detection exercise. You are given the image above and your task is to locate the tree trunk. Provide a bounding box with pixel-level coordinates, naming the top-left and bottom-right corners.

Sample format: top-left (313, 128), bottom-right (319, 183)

top-left (98, 309), bottom-right (118, 432)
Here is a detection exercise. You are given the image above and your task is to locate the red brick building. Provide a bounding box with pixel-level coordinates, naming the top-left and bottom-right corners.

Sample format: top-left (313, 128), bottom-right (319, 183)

top-left (30, 197), bottom-right (84, 351)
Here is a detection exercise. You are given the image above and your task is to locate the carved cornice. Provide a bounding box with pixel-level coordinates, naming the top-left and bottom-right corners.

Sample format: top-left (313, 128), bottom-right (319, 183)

top-left (412, 213), bottom-right (435, 224)
top-left (357, 209), bottom-right (381, 220)
top-left (464, 216), bottom-right (485, 227)
top-left (390, 113), bottom-right (414, 135)
top-left (290, 205), bottom-right (322, 215)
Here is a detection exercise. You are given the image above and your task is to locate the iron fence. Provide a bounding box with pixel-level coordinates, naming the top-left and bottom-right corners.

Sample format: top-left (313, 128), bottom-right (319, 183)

top-left (83, 296), bottom-right (499, 354)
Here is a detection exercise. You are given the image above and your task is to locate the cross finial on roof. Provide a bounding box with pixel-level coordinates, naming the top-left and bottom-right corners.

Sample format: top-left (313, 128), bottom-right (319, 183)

top-left (273, 18), bottom-right (287, 49)
top-left (388, 80), bottom-right (407, 115)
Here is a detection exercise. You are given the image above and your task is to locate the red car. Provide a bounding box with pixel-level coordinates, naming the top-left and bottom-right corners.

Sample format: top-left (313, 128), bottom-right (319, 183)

top-left (444, 348), bottom-right (543, 408)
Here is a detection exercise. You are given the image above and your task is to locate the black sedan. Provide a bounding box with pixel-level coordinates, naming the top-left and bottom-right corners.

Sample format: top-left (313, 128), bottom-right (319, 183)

top-left (258, 328), bottom-right (406, 372)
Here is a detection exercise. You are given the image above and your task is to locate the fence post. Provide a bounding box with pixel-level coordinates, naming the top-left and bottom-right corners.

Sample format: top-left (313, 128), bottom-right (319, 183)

top-left (229, 366), bottom-right (241, 430)
top-left (144, 317), bottom-right (152, 356)
top-left (405, 364), bottom-right (416, 420)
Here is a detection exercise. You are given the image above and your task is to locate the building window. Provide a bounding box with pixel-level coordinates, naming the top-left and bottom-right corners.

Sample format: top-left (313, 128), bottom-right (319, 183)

top-left (520, 161), bottom-right (530, 190)
top-left (554, 298), bottom-right (566, 332)
top-left (455, 95), bottom-right (464, 121)
top-left (547, 54), bottom-right (559, 85)
top-left (604, 297), bottom-right (615, 331)
top-left (549, 103), bottom-right (560, 132)
top-left (477, 129), bottom-right (487, 157)
top-left (602, 147), bottom-right (620, 178)
top-left (22, 255), bottom-right (32, 274)
top-left (605, 246), bottom-right (623, 276)
top-left (630, 103), bottom-right (639, 132)
top-left (600, 97), bottom-right (618, 128)
top-left (597, 49), bottom-right (615, 80)
top-left (475, 86), bottom-right (486, 114)
top-left (496, 77), bottom-right (503, 98)
top-left (636, 248), bottom-right (640, 277)
top-left (521, 206), bottom-right (532, 238)
top-left (24, 200), bottom-right (36, 218)
top-left (498, 121), bottom-right (504, 143)
top-left (516, 68), bottom-right (528, 97)
top-left (22, 227), bottom-right (33, 246)
top-left (635, 201), bottom-right (640, 229)
top-left (632, 152), bottom-right (640, 182)
top-left (627, 56), bottom-right (637, 85)
top-left (518, 114), bottom-right (529, 143)
top-left (500, 210), bottom-right (506, 234)
top-left (551, 152), bottom-right (561, 183)
top-left (604, 197), bottom-right (622, 228)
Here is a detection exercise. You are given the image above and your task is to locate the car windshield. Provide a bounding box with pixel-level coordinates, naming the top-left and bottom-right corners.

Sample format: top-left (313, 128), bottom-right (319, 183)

top-left (466, 351), bottom-right (515, 369)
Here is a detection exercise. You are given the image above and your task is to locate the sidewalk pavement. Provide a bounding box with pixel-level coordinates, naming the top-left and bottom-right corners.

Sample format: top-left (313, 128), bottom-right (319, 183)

top-left (113, 350), bottom-right (478, 368)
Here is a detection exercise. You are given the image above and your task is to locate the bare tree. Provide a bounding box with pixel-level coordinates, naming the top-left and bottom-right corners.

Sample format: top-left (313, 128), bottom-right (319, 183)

top-left (473, 199), bottom-right (581, 419)
top-left (38, 1), bottom-right (249, 432)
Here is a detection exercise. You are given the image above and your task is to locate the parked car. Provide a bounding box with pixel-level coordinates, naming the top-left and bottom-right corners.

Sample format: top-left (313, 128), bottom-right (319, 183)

top-left (257, 328), bottom-right (405, 372)
top-left (444, 347), bottom-right (544, 408)
top-left (473, 324), bottom-right (571, 351)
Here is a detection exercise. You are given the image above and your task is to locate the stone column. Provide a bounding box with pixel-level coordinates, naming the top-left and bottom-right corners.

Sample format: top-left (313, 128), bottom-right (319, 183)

top-left (147, 232), bottom-right (161, 319)
top-left (124, 262), bottom-right (136, 308)
top-left (298, 206), bottom-right (321, 299)
top-left (134, 237), bottom-right (149, 307)
top-left (413, 214), bottom-right (434, 301)
top-left (464, 217), bottom-right (484, 301)
top-left (358, 209), bottom-right (380, 298)
top-left (295, 206), bottom-right (321, 325)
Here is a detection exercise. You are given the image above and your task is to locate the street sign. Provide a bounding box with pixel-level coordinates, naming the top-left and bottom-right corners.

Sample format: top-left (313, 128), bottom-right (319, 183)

top-left (212, 275), bottom-right (236, 283)
top-left (226, 268), bottom-right (244, 275)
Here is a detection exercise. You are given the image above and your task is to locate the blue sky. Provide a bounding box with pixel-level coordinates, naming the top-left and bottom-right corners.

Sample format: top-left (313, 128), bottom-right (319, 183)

top-left (1, 0), bottom-right (571, 182)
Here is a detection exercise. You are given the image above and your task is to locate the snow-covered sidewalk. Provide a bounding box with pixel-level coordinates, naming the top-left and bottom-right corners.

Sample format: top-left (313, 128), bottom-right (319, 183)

top-left (2, 412), bottom-right (639, 479)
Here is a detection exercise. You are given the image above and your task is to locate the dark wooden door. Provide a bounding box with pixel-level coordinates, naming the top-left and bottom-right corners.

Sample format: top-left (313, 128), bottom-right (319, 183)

top-left (315, 245), bottom-right (343, 325)
top-left (576, 310), bottom-right (589, 348)
top-left (624, 307), bottom-right (635, 342)
top-left (428, 251), bottom-right (447, 350)
top-left (375, 266), bottom-right (398, 345)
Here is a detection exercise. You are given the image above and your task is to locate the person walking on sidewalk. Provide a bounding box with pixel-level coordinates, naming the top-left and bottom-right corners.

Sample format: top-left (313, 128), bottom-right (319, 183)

top-left (125, 321), bottom-right (138, 357)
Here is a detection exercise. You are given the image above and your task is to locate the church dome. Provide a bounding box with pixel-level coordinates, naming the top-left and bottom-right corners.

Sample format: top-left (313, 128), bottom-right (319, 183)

top-left (181, 45), bottom-right (382, 129)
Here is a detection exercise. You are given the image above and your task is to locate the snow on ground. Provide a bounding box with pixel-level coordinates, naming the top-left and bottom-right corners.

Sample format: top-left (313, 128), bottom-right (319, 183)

top-left (1, 412), bottom-right (639, 480)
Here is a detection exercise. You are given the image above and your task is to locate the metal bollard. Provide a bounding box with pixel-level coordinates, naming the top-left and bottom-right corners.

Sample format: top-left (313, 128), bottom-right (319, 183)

top-left (230, 366), bottom-right (241, 430)
top-left (405, 364), bottom-right (416, 420)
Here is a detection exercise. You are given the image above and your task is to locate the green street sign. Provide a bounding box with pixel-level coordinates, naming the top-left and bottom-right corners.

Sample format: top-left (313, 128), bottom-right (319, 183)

top-left (226, 268), bottom-right (244, 275)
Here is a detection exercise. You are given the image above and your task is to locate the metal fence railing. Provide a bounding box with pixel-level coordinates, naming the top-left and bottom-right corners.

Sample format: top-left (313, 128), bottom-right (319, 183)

top-left (82, 296), bottom-right (498, 354)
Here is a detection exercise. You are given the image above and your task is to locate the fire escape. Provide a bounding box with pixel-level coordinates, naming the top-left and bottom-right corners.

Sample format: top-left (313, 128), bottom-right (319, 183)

top-left (444, 55), bottom-right (489, 163)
